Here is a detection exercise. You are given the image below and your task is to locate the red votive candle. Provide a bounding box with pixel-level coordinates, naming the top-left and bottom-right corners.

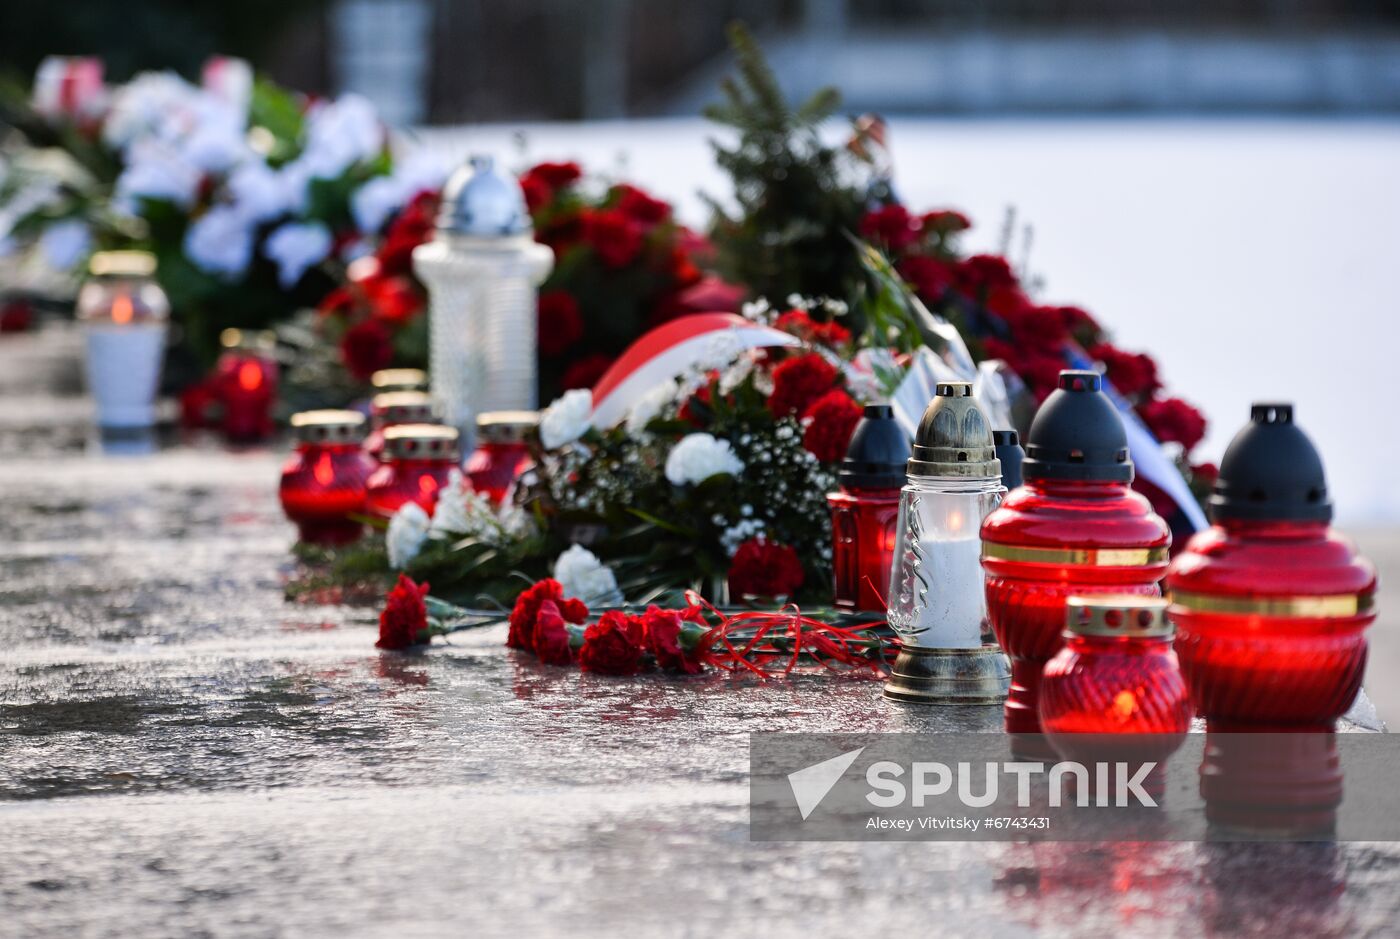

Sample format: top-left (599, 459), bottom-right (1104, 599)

top-left (215, 328), bottom-right (278, 442)
top-left (465, 410), bottom-right (538, 504)
top-left (279, 410), bottom-right (376, 545)
top-left (982, 371), bottom-right (1171, 757)
top-left (1167, 403), bottom-right (1376, 732)
top-left (1039, 595), bottom-right (1191, 801)
top-left (828, 404), bottom-right (908, 614)
top-left (365, 423), bottom-right (460, 518)
top-left (365, 391), bottom-right (437, 461)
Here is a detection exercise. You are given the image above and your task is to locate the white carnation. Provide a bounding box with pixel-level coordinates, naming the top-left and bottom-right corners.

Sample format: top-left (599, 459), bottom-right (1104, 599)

top-left (625, 381), bottom-right (676, 434)
top-left (228, 161), bottom-right (295, 222)
top-left (429, 471), bottom-right (495, 540)
top-left (553, 544), bottom-right (622, 606)
top-left (665, 433), bottom-right (744, 486)
top-left (115, 140), bottom-right (202, 209)
top-left (299, 93), bottom-right (383, 180)
top-left (264, 221), bottom-right (332, 288)
top-left (386, 501), bottom-right (431, 569)
top-left (183, 205), bottom-right (254, 278)
top-left (350, 176), bottom-right (406, 234)
top-left (539, 389), bottom-right (592, 450)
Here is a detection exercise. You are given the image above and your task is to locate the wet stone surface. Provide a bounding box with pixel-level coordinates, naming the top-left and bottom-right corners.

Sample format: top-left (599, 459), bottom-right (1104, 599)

top-left (2, 327), bottom-right (1397, 938)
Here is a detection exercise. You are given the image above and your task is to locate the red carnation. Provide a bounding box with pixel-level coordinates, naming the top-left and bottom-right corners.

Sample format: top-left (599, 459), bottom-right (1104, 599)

top-left (613, 183), bottom-right (671, 225)
top-left (366, 275), bottom-right (423, 325)
top-left (728, 538), bottom-right (805, 601)
top-left (921, 209), bottom-right (972, 234)
top-left (984, 284), bottom-right (1032, 320)
top-left (642, 605), bottom-right (704, 674)
top-left (898, 255), bottom-right (956, 302)
top-left (377, 574), bottom-right (431, 650)
top-left (538, 291), bottom-right (584, 358)
top-left (527, 161), bottom-right (583, 190)
top-left (578, 610), bottom-right (646, 675)
top-left (0, 298), bottom-right (33, 333)
top-left (801, 389), bottom-right (863, 463)
top-left (1191, 461), bottom-right (1220, 488)
top-left (1053, 305), bottom-right (1102, 344)
top-left (859, 204), bottom-right (921, 252)
top-left (341, 319), bottom-right (395, 381)
top-left (1139, 397), bottom-right (1208, 452)
top-left (1089, 343), bottom-right (1160, 398)
top-left (669, 245), bottom-right (701, 287)
top-left (520, 174), bottom-right (552, 214)
top-left (507, 578), bottom-right (589, 653)
top-left (377, 191), bottom-right (436, 275)
top-left (1008, 305), bottom-right (1069, 351)
top-left (954, 254), bottom-right (1019, 297)
top-left (774, 310), bottom-right (851, 349)
top-left (582, 208), bottom-right (643, 269)
top-left (561, 354), bottom-right (614, 391)
top-left (532, 599), bottom-right (577, 666)
top-left (768, 353), bottom-right (839, 417)
top-left (678, 376), bottom-right (716, 425)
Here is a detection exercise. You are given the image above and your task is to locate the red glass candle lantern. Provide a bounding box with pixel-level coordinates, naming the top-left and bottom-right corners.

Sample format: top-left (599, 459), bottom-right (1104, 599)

top-left (828, 404), bottom-right (909, 614)
top-left (981, 371), bottom-right (1171, 756)
top-left (465, 410), bottom-right (538, 504)
top-left (1167, 403), bottom-right (1376, 732)
top-left (214, 328), bottom-right (278, 442)
top-left (1039, 595), bottom-right (1191, 801)
top-left (365, 391), bottom-right (436, 461)
top-left (365, 423), bottom-right (460, 518)
top-left (371, 368), bottom-right (429, 394)
top-left (279, 410), bottom-right (376, 545)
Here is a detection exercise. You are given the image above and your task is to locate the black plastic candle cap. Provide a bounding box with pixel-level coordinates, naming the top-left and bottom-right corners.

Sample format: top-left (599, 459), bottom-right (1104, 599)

top-left (992, 429), bottom-right (1025, 489)
top-left (840, 404), bottom-right (910, 490)
top-left (1209, 403), bottom-right (1332, 523)
top-left (1022, 369), bottom-right (1133, 483)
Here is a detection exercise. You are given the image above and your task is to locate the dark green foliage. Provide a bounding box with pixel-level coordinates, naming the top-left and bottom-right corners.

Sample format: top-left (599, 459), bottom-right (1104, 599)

top-left (703, 22), bottom-right (869, 308)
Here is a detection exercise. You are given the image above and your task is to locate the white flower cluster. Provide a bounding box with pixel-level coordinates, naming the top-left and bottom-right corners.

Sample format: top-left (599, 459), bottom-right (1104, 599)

top-left (429, 470), bottom-right (537, 544)
top-left (740, 297), bottom-right (776, 325)
top-left (539, 389), bottom-right (593, 450)
top-left (664, 433), bottom-right (744, 486)
top-left (625, 381), bottom-right (676, 435)
top-left (720, 518), bottom-right (767, 557)
top-left (553, 544), bottom-right (623, 606)
top-left (785, 294), bottom-right (850, 319)
top-left (386, 501), bottom-right (431, 569)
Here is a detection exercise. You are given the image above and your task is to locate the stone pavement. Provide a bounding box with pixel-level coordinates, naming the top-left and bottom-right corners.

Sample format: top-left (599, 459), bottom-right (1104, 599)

top-left (1, 326), bottom-right (1397, 939)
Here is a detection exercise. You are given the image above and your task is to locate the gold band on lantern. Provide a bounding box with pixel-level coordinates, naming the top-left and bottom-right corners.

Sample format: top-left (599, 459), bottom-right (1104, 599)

top-left (1169, 589), bottom-right (1375, 619)
top-left (980, 542), bottom-right (1170, 568)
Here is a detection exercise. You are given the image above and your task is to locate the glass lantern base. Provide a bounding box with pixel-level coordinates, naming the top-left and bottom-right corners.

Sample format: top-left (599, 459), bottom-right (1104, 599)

top-left (883, 646), bottom-right (1011, 705)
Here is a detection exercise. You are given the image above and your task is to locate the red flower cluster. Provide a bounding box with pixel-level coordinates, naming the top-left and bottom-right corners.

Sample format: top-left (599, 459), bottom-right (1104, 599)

top-left (377, 574), bottom-right (431, 650)
top-left (775, 309), bottom-right (851, 349)
top-left (859, 204), bottom-right (970, 253)
top-left (801, 389), bottom-right (863, 463)
top-left (767, 353), bottom-right (840, 417)
top-left (1089, 342), bottom-right (1160, 399)
top-left (521, 162), bottom-right (704, 401)
top-left (505, 579), bottom-right (707, 676)
top-left (728, 538), bottom-right (805, 600)
top-left (320, 192), bottom-right (438, 383)
top-left (1139, 397), bottom-right (1208, 451)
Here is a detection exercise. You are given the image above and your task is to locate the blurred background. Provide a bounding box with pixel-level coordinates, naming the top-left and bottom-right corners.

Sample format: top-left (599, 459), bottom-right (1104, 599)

top-left (5, 0), bottom-right (1400, 123)
top-left (3, 0), bottom-right (1398, 716)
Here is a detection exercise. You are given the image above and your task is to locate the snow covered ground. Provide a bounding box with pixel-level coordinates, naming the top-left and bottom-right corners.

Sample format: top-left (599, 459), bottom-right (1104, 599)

top-left (419, 117), bottom-right (1400, 526)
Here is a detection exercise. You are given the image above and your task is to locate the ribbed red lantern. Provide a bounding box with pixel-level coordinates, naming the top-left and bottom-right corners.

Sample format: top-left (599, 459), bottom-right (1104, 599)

top-left (1039, 595), bottom-right (1191, 800)
top-left (364, 391), bottom-right (436, 461)
top-left (214, 328), bottom-right (278, 442)
top-left (1167, 404), bottom-right (1376, 731)
top-left (365, 423), bottom-right (461, 518)
top-left (465, 410), bottom-right (538, 504)
top-left (982, 371), bottom-right (1171, 756)
top-left (279, 410), bottom-right (376, 544)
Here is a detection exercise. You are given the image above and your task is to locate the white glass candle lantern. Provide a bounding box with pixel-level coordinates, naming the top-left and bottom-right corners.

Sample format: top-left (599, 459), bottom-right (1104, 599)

top-left (885, 381), bottom-right (1011, 704)
top-left (76, 251), bottom-right (169, 429)
top-left (413, 155), bottom-right (553, 448)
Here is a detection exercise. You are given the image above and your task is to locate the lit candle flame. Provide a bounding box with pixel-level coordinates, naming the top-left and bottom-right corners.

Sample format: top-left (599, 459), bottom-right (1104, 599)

top-left (419, 475), bottom-right (438, 496)
top-left (112, 293), bottom-right (134, 325)
top-left (1112, 690), bottom-right (1138, 722)
top-left (314, 451), bottom-right (334, 486)
top-left (237, 360), bottom-right (263, 392)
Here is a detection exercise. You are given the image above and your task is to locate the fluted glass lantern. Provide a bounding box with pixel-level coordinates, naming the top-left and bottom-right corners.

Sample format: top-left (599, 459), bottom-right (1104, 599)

top-left (413, 155), bottom-right (553, 448)
top-left (884, 382), bottom-right (1011, 704)
top-left (76, 251), bottom-right (169, 429)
